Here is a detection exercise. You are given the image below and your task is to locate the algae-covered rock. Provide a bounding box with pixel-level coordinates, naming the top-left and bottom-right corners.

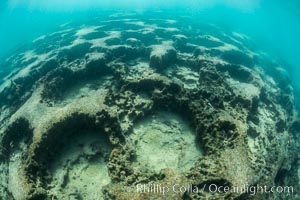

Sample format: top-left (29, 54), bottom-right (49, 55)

top-left (150, 41), bottom-right (177, 71)
top-left (0, 12), bottom-right (299, 200)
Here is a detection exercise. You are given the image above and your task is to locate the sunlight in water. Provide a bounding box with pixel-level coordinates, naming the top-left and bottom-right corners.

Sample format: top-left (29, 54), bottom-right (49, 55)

top-left (7, 0), bottom-right (260, 12)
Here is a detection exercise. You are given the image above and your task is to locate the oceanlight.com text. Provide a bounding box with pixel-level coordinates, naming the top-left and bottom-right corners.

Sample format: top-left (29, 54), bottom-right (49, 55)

top-left (205, 183), bottom-right (294, 196)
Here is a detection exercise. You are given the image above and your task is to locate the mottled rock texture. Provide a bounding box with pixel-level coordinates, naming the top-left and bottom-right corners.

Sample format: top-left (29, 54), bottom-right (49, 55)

top-left (0, 12), bottom-right (299, 200)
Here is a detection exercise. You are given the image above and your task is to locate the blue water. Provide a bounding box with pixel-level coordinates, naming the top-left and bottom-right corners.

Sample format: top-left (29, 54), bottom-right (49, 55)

top-left (0, 0), bottom-right (300, 88)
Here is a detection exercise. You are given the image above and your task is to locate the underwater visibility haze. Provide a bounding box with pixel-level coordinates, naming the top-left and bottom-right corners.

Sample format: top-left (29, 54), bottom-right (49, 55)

top-left (0, 0), bottom-right (299, 199)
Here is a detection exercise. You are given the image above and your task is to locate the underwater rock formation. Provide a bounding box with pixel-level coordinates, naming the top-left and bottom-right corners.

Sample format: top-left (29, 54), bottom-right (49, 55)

top-left (150, 41), bottom-right (177, 71)
top-left (0, 13), bottom-right (299, 200)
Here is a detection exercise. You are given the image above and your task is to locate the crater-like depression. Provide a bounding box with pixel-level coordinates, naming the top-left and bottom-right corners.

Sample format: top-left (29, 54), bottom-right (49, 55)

top-left (128, 111), bottom-right (203, 173)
